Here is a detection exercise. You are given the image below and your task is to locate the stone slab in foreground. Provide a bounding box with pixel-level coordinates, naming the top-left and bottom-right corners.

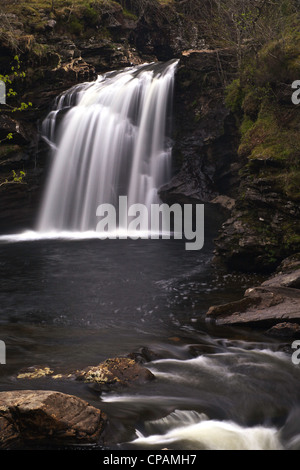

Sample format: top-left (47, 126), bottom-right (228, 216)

top-left (207, 285), bottom-right (300, 326)
top-left (206, 257), bottom-right (300, 331)
top-left (0, 390), bottom-right (107, 449)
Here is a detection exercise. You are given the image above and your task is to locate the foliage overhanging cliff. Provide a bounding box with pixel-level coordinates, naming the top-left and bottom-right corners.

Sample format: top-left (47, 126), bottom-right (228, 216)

top-left (213, 2), bottom-right (300, 272)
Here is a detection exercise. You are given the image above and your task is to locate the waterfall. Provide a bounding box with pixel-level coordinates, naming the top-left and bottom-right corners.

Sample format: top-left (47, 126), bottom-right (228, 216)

top-left (37, 60), bottom-right (179, 233)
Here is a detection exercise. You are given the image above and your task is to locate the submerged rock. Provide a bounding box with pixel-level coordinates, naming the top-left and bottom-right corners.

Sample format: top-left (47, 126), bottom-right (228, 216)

top-left (0, 390), bottom-right (107, 449)
top-left (15, 357), bottom-right (155, 392)
top-left (16, 366), bottom-right (54, 380)
top-left (128, 346), bottom-right (163, 363)
top-left (265, 322), bottom-right (300, 339)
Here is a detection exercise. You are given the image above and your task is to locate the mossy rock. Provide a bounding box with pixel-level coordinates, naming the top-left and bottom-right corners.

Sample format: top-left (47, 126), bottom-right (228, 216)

top-left (76, 357), bottom-right (155, 390)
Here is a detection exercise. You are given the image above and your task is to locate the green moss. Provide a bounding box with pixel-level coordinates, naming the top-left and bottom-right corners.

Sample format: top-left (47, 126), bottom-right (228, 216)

top-left (238, 108), bottom-right (274, 157)
top-left (240, 115), bottom-right (254, 137)
top-left (252, 29), bottom-right (300, 86)
top-left (225, 79), bottom-right (244, 113)
top-left (238, 103), bottom-right (300, 168)
top-left (250, 142), bottom-right (293, 163)
top-left (31, 42), bottom-right (48, 57)
top-left (273, 170), bottom-right (300, 201)
top-left (242, 90), bottom-right (260, 119)
top-left (122, 7), bottom-right (138, 21)
top-left (83, 5), bottom-right (99, 26)
top-left (282, 221), bottom-right (300, 251)
top-left (68, 16), bottom-right (84, 35)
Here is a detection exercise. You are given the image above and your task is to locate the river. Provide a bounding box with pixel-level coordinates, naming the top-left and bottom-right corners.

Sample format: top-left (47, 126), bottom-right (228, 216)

top-left (0, 213), bottom-right (300, 450)
top-left (1, 60), bottom-right (300, 450)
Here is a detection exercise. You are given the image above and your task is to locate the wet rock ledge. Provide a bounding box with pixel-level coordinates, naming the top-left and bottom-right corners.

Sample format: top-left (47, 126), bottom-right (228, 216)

top-left (206, 254), bottom-right (300, 338)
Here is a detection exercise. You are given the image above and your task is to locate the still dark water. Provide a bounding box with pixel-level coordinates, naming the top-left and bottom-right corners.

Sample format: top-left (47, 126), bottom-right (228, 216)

top-left (0, 207), bottom-right (300, 450)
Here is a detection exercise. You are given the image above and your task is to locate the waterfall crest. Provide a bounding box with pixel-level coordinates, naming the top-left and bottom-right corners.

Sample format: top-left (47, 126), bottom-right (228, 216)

top-left (37, 60), bottom-right (178, 233)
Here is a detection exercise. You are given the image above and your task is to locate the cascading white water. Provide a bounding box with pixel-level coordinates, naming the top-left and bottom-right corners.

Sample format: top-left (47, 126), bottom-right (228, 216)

top-left (37, 60), bottom-right (178, 233)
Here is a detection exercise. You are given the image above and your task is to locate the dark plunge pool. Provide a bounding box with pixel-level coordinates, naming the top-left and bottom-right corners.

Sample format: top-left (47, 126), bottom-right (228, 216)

top-left (0, 207), bottom-right (300, 450)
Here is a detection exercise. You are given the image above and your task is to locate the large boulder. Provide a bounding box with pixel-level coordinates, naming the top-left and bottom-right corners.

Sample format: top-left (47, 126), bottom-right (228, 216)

top-left (0, 390), bottom-right (107, 449)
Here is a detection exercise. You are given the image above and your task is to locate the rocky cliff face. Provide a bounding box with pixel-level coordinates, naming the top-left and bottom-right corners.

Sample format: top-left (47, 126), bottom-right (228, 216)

top-left (0, 0), bottom-right (299, 275)
top-left (0, 0), bottom-right (204, 233)
top-left (213, 170), bottom-right (300, 273)
top-left (212, 34), bottom-right (300, 273)
top-left (160, 48), bottom-right (240, 204)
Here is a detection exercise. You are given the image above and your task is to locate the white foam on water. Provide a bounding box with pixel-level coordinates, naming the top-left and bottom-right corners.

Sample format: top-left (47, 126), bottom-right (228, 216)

top-left (0, 229), bottom-right (175, 243)
top-left (149, 354), bottom-right (236, 381)
top-left (131, 409), bottom-right (282, 450)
